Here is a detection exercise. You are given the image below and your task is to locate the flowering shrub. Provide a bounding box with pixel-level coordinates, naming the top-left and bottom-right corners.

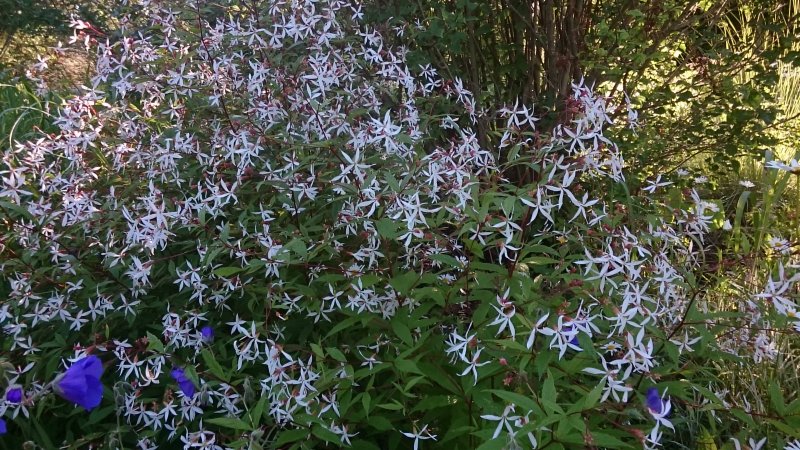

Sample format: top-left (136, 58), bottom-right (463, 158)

top-left (1, 0), bottom-right (800, 449)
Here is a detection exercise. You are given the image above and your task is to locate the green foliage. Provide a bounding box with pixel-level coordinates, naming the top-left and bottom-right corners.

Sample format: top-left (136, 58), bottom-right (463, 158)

top-left (0, 1), bottom-right (798, 450)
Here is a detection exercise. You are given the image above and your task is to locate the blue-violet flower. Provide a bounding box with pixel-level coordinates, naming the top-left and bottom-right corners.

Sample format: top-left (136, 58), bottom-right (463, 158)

top-left (200, 326), bottom-right (214, 343)
top-left (171, 367), bottom-right (196, 397)
top-left (646, 387), bottom-right (665, 415)
top-left (5, 386), bottom-right (22, 404)
top-left (54, 355), bottom-right (104, 411)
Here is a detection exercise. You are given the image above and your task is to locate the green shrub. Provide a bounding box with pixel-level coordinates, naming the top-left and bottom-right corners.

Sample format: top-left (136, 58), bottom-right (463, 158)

top-left (0, 1), bottom-right (799, 449)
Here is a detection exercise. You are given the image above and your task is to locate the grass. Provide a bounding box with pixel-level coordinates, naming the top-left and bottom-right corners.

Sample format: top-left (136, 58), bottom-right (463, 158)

top-left (0, 80), bottom-right (54, 148)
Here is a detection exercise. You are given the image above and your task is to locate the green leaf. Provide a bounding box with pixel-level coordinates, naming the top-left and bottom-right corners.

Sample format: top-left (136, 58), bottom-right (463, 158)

top-left (730, 408), bottom-right (757, 427)
top-left (312, 424), bottom-right (342, 443)
top-left (475, 438), bottom-right (507, 450)
top-left (428, 253), bottom-right (461, 268)
top-left (580, 383), bottom-right (604, 411)
top-left (418, 362), bottom-right (462, 394)
top-left (488, 390), bottom-right (542, 415)
top-left (375, 218), bottom-right (400, 238)
top-left (696, 428), bottom-right (719, 450)
top-left (591, 431), bottom-right (634, 448)
top-left (412, 395), bottom-right (455, 412)
top-left (206, 417), bottom-right (252, 431)
top-left (523, 256), bottom-right (558, 266)
top-left (542, 371), bottom-right (557, 404)
top-left (0, 200), bottom-right (33, 219)
top-left (394, 358), bottom-right (423, 375)
top-left (214, 266), bottom-right (242, 277)
top-left (389, 272), bottom-right (419, 296)
top-left (391, 319), bottom-right (414, 346)
top-left (273, 428), bottom-right (310, 447)
top-left (310, 342), bottom-right (325, 358)
top-left (285, 238), bottom-right (308, 259)
top-left (376, 401), bottom-right (405, 411)
top-left (367, 415), bottom-right (394, 431)
top-left (201, 349), bottom-right (230, 382)
top-left (625, 9), bottom-right (645, 18)
top-left (769, 380), bottom-right (786, 415)
top-left (325, 315), bottom-right (360, 340)
top-left (250, 395), bottom-right (268, 427)
top-left (87, 405), bottom-right (116, 425)
top-left (767, 418), bottom-right (800, 437)
top-left (327, 347), bottom-right (347, 362)
top-left (31, 418), bottom-right (56, 450)
top-left (146, 331), bottom-right (164, 353)
top-left (361, 392), bottom-right (371, 415)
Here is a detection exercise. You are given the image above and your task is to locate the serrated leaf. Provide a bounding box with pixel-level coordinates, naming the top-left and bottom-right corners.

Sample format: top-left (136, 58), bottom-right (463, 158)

top-left (580, 383), bottom-right (604, 411)
top-left (428, 253), bottom-right (461, 268)
top-left (285, 238), bottom-right (308, 259)
top-left (375, 218), bottom-right (400, 238)
top-left (696, 428), bottom-right (718, 450)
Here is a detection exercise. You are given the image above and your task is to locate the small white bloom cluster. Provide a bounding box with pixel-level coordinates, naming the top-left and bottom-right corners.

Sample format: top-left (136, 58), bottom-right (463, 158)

top-left (1, 0), bottom-right (799, 448)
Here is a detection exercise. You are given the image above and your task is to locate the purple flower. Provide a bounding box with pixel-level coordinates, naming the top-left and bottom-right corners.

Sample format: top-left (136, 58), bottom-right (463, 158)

top-left (0, 418), bottom-right (6, 435)
top-left (200, 325), bottom-right (214, 343)
top-left (646, 387), bottom-right (664, 415)
top-left (171, 367), bottom-right (196, 397)
top-left (54, 355), bottom-right (104, 411)
top-left (5, 386), bottom-right (22, 404)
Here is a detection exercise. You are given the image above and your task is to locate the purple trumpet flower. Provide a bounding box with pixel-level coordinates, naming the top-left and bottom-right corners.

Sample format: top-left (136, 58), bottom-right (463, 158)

top-left (54, 355), bottom-right (104, 411)
top-left (5, 386), bottom-right (22, 404)
top-left (646, 387), bottom-right (665, 415)
top-left (171, 367), bottom-right (196, 398)
top-left (0, 418), bottom-right (6, 435)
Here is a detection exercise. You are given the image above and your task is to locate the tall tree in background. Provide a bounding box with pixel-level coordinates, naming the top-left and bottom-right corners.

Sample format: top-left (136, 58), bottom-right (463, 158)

top-left (365, 0), bottom-right (797, 174)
